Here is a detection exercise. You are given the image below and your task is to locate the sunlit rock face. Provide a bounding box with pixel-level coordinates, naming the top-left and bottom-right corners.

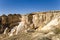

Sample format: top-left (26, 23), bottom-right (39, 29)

top-left (0, 11), bottom-right (60, 38)
top-left (9, 22), bottom-right (25, 37)
top-left (40, 16), bottom-right (60, 33)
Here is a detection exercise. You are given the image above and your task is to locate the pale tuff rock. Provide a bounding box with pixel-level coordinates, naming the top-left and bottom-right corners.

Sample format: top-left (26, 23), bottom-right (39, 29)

top-left (32, 14), bottom-right (39, 28)
top-left (3, 28), bottom-right (8, 34)
top-left (40, 16), bottom-right (60, 33)
top-left (8, 15), bottom-right (29, 37)
top-left (1, 11), bottom-right (60, 40)
top-left (9, 22), bottom-right (25, 37)
top-left (8, 16), bottom-right (27, 37)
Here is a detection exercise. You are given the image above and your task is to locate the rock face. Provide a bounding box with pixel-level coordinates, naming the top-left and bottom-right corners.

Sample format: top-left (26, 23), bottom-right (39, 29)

top-left (0, 11), bottom-right (60, 40)
top-left (0, 11), bottom-right (60, 33)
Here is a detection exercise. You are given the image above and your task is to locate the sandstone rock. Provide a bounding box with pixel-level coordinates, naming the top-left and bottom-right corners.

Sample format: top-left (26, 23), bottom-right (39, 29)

top-left (0, 11), bottom-right (60, 39)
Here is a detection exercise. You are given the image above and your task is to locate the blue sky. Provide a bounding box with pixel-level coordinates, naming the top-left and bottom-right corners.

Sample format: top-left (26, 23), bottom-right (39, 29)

top-left (0, 0), bottom-right (60, 15)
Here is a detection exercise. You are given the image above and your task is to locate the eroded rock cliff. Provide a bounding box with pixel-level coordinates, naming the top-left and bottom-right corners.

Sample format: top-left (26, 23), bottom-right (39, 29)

top-left (0, 11), bottom-right (60, 40)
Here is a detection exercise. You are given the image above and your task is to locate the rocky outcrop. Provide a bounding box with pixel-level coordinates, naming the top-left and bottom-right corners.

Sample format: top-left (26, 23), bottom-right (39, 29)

top-left (0, 11), bottom-right (60, 40)
top-left (0, 11), bottom-right (60, 32)
top-left (0, 14), bottom-right (22, 34)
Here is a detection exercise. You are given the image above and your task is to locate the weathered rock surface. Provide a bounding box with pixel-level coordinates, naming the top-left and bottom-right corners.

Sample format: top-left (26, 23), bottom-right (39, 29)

top-left (0, 11), bottom-right (60, 40)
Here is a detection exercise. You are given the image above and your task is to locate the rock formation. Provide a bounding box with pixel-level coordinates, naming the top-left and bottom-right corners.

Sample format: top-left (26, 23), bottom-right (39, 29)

top-left (0, 11), bottom-right (60, 40)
